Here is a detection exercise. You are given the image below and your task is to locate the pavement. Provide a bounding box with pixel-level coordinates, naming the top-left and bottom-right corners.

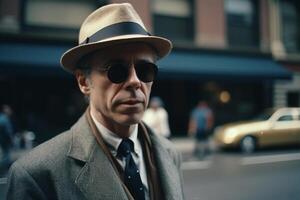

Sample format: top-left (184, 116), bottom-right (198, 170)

top-left (183, 149), bottom-right (300, 200)
top-left (172, 137), bottom-right (195, 153)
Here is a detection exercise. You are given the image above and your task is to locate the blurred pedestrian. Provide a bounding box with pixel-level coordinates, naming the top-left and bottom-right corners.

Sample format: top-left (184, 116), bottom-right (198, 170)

top-left (143, 97), bottom-right (171, 139)
top-left (188, 100), bottom-right (214, 158)
top-left (6, 3), bottom-right (184, 200)
top-left (23, 131), bottom-right (36, 150)
top-left (0, 105), bottom-right (14, 166)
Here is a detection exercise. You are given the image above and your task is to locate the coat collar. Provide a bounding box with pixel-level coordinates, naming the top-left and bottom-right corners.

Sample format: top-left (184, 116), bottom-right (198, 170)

top-left (67, 113), bottom-right (95, 162)
top-left (67, 112), bottom-right (183, 200)
top-left (149, 132), bottom-right (184, 200)
top-left (67, 114), bottom-right (129, 200)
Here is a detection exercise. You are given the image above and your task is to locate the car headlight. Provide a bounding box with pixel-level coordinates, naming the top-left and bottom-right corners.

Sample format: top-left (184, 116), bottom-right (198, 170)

top-left (223, 128), bottom-right (239, 144)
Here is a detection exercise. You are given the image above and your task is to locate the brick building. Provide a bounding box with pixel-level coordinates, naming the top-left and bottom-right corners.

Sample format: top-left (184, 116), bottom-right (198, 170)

top-left (0, 0), bottom-right (299, 140)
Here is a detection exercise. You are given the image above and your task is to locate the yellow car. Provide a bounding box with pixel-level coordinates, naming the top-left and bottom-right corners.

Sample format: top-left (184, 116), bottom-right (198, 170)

top-left (213, 107), bottom-right (300, 153)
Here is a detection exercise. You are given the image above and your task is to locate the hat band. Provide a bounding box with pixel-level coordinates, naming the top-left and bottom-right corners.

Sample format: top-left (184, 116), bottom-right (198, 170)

top-left (80, 22), bottom-right (150, 45)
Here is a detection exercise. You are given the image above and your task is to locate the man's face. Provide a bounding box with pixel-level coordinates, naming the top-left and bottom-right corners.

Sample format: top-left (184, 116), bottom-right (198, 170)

top-left (77, 43), bottom-right (156, 129)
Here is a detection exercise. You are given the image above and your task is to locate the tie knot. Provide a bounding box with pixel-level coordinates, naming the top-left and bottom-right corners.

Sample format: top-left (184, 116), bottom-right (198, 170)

top-left (117, 138), bottom-right (134, 158)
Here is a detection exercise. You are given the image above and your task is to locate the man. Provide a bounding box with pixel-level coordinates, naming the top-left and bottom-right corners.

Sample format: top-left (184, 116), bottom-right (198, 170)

top-left (0, 105), bottom-right (14, 166)
top-left (188, 100), bottom-right (214, 158)
top-left (143, 97), bottom-right (171, 139)
top-left (6, 3), bottom-right (184, 200)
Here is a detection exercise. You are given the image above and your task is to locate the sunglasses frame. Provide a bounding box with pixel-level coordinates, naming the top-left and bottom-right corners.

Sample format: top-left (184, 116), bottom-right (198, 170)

top-left (94, 60), bottom-right (158, 84)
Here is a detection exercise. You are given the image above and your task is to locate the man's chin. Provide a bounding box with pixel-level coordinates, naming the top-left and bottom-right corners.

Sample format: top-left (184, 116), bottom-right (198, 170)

top-left (115, 114), bottom-right (142, 126)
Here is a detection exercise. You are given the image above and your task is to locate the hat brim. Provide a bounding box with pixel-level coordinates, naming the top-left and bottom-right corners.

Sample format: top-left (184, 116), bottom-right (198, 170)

top-left (60, 34), bottom-right (172, 73)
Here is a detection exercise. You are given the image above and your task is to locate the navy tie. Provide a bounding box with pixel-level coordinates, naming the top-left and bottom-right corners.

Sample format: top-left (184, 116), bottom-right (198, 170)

top-left (117, 139), bottom-right (145, 200)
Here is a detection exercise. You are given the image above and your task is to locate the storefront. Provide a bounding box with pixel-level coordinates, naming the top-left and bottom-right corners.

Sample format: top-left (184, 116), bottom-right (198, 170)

top-left (0, 41), bottom-right (292, 139)
top-left (153, 49), bottom-right (292, 135)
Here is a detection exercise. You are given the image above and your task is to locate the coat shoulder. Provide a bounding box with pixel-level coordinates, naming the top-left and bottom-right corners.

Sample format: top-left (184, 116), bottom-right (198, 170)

top-left (6, 128), bottom-right (87, 200)
top-left (150, 131), bottom-right (182, 166)
top-left (12, 129), bottom-right (72, 173)
top-left (154, 134), bottom-right (176, 151)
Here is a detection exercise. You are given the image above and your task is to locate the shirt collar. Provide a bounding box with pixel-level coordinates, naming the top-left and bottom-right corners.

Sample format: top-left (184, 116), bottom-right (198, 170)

top-left (90, 110), bottom-right (140, 156)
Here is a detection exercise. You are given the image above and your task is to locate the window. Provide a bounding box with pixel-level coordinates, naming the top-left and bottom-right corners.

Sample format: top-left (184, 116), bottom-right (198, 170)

top-left (225, 0), bottom-right (259, 49)
top-left (287, 91), bottom-right (300, 107)
top-left (21, 0), bottom-right (106, 32)
top-left (280, 0), bottom-right (300, 53)
top-left (277, 115), bottom-right (293, 121)
top-left (152, 0), bottom-right (194, 43)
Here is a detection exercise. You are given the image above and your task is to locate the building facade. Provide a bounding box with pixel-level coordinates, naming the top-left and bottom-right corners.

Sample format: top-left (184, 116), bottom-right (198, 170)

top-left (0, 0), bottom-right (298, 140)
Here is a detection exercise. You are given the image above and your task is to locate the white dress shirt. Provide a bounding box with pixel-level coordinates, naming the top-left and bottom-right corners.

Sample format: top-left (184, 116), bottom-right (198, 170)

top-left (90, 112), bottom-right (149, 200)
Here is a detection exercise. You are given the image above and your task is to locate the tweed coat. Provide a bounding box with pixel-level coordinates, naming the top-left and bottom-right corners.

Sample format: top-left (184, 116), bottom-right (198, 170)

top-left (6, 113), bottom-right (184, 200)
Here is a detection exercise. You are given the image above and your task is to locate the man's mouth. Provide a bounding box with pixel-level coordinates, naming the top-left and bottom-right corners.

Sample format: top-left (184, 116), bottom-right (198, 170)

top-left (120, 99), bottom-right (143, 105)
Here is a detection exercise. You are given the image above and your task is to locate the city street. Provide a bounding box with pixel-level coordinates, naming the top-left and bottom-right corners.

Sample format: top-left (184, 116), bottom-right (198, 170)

top-left (182, 150), bottom-right (300, 200)
top-left (1, 0), bottom-right (300, 199)
top-left (1, 139), bottom-right (300, 200)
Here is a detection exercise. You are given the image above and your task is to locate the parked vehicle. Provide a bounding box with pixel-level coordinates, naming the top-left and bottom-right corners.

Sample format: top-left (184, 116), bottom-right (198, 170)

top-left (213, 107), bottom-right (300, 153)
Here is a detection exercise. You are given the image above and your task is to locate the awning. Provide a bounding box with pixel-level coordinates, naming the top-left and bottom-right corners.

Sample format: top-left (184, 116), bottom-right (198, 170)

top-left (0, 43), bottom-right (292, 80)
top-left (0, 43), bottom-right (69, 76)
top-left (157, 50), bottom-right (292, 80)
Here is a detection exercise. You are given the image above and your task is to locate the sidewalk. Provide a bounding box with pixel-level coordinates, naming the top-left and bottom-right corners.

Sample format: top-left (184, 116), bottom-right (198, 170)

top-left (172, 137), bottom-right (195, 154)
top-left (173, 136), bottom-right (217, 152)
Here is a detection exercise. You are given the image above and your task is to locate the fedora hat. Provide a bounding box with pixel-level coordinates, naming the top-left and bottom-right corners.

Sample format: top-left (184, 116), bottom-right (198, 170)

top-left (60, 3), bottom-right (172, 73)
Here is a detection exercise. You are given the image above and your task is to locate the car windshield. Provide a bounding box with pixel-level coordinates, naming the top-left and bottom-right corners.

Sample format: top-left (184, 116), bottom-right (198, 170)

top-left (254, 109), bottom-right (276, 120)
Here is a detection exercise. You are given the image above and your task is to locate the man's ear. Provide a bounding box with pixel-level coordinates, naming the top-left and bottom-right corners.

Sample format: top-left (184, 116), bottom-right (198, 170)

top-left (75, 70), bottom-right (91, 95)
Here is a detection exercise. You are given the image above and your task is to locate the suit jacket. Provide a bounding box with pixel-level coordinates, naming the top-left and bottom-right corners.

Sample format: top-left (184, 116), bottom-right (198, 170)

top-left (6, 113), bottom-right (184, 200)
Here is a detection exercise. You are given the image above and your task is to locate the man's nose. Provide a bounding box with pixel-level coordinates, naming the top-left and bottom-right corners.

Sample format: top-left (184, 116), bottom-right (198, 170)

top-left (125, 65), bottom-right (141, 89)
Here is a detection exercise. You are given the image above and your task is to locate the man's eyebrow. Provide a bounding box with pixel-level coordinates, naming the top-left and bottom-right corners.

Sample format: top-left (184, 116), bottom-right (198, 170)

top-left (107, 59), bottom-right (125, 63)
top-left (102, 59), bottom-right (125, 67)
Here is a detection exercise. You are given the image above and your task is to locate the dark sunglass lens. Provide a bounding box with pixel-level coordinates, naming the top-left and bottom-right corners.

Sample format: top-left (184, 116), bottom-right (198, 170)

top-left (136, 62), bottom-right (158, 82)
top-left (107, 64), bottom-right (128, 83)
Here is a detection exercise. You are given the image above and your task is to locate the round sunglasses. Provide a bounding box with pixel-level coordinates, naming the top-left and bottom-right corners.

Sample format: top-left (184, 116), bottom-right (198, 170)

top-left (96, 61), bottom-right (158, 84)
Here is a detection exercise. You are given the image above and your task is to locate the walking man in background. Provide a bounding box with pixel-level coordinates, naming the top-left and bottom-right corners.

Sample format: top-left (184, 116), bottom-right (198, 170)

top-left (0, 105), bottom-right (14, 167)
top-left (188, 100), bottom-right (214, 158)
top-left (7, 3), bottom-right (184, 200)
top-left (143, 97), bottom-right (171, 139)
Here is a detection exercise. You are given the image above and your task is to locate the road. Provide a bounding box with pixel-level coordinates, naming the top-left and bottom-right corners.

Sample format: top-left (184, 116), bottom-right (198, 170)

top-left (1, 139), bottom-right (300, 200)
top-left (182, 150), bottom-right (300, 200)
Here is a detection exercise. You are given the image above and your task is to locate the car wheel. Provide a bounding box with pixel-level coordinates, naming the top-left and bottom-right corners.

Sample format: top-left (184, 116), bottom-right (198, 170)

top-left (240, 136), bottom-right (256, 153)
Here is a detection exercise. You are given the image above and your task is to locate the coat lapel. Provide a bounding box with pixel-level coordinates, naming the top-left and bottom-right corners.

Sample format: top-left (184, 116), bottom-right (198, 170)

top-left (66, 114), bottom-right (183, 200)
top-left (150, 134), bottom-right (184, 200)
top-left (67, 114), bottom-right (128, 200)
